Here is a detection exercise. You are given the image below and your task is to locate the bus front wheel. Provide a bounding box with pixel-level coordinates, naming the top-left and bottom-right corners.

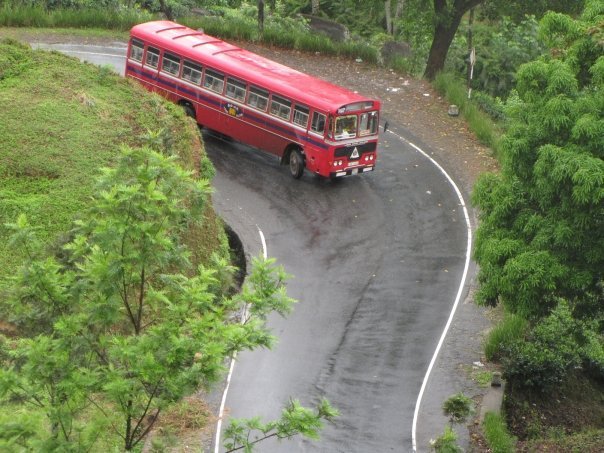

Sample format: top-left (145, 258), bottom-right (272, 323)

top-left (288, 149), bottom-right (304, 179)
top-left (179, 101), bottom-right (195, 119)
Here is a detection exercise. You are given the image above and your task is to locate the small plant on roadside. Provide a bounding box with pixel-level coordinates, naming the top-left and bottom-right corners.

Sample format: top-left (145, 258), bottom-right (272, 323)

top-left (431, 425), bottom-right (463, 453)
top-left (482, 412), bottom-right (516, 453)
top-left (443, 392), bottom-right (474, 424)
top-left (473, 370), bottom-right (494, 388)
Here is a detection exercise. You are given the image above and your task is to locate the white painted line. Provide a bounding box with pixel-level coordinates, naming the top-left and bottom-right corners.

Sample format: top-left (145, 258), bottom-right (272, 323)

top-left (383, 131), bottom-right (473, 452)
top-left (58, 50), bottom-right (125, 58)
top-left (213, 225), bottom-right (267, 453)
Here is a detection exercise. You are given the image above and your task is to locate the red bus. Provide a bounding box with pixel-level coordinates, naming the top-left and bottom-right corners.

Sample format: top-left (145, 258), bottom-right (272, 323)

top-left (126, 21), bottom-right (380, 179)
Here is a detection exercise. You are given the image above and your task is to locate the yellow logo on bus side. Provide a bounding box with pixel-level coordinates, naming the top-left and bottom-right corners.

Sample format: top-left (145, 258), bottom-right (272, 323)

top-left (224, 103), bottom-right (243, 118)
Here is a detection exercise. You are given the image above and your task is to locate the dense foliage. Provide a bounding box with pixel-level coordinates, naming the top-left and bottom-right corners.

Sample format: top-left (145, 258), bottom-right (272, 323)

top-left (0, 144), bottom-right (299, 450)
top-left (0, 40), bottom-right (329, 451)
top-left (472, 1), bottom-right (604, 389)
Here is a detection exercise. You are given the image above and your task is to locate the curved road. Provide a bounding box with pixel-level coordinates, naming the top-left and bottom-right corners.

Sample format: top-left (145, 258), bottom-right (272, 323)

top-left (31, 43), bottom-right (471, 452)
top-left (209, 128), bottom-right (469, 452)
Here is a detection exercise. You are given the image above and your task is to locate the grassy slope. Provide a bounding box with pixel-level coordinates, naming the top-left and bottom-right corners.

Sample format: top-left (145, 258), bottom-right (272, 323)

top-left (0, 39), bottom-right (224, 281)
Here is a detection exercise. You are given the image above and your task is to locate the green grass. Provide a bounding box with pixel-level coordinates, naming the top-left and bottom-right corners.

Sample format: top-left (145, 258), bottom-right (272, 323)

top-left (483, 412), bottom-right (517, 453)
top-left (522, 429), bottom-right (604, 452)
top-left (0, 39), bottom-right (222, 280)
top-left (0, 4), bottom-right (155, 30)
top-left (433, 72), bottom-right (502, 154)
top-left (484, 312), bottom-right (528, 361)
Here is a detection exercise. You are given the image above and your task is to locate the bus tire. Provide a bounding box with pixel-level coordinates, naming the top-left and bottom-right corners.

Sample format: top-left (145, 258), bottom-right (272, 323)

top-left (179, 101), bottom-right (195, 119)
top-left (289, 148), bottom-right (304, 179)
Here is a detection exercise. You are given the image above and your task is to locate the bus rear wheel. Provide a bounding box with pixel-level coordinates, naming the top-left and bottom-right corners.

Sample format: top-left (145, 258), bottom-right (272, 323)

top-left (289, 149), bottom-right (304, 179)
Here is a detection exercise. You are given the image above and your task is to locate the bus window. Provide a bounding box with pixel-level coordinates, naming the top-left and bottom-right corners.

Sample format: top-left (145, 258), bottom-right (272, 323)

top-left (145, 47), bottom-right (160, 68)
top-left (161, 52), bottom-right (181, 76)
top-left (311, 112), bottom-right (326, 135)
top-left (129, 39), bottom-right (144, 62)
top-left (182, 60), bottom-right (202, 85)
top-left (293, 105), bottom-right (310, 128)
top-left (204, 69), bottom-right (224, 93)
top-left (270, 95), bottom-right (291, 121)
top-left (359, 111), bottom-right (379, 136)
top-left (226, 78), bottom-right (247, 102)
top-left (247, 86), bottom-right (269, 111)
top-left (334, 115), bottom-right (357, 140)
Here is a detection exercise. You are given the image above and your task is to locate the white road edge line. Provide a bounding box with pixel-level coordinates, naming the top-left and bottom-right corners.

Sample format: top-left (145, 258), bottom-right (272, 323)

top-left (385, 131), bottom-right (473, 452)
top-left (214, 225), bottom-right (268, 453)
top-left (33, 47), bottom-right (126, 58)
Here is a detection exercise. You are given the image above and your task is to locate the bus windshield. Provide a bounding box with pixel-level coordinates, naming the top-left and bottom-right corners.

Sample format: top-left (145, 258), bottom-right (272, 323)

top-left (334, 115), bottom-right (358, 140)
top-left (334, 111), bottom-right (379, 140)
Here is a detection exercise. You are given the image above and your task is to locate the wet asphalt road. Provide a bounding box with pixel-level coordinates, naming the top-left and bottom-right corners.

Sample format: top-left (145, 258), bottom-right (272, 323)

top-left (28, 44), bottom-right (470, 452)
top-left (208, 131), bottom-right (468, 452)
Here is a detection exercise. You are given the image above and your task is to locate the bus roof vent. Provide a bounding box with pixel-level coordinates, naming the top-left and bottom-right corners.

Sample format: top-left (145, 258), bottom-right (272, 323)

top-left (173, 31), bottom-right (205, 40)
top-left (156, 25), bottom-right (187, 34)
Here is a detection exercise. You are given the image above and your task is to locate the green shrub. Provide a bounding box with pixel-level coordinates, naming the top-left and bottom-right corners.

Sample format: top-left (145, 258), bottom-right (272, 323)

top-left (504, 301), bottom-right (582, 391)
top-left (432, 425), bottom-right (462, 453)
top-left (484, 312), bottom-right (528, 361)
top-left (442, 392), bottom-right (474, 423)
top-left (472, 91), bottom-right (507, 122)
top-left (482, 412), bottom-right (517, 453)
top-left (295, 32), bottom-right (335, 54)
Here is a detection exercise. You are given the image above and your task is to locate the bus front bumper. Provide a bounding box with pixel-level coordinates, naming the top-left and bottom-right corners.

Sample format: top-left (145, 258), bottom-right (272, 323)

top-left (330, 166), bottom-right (374, 178)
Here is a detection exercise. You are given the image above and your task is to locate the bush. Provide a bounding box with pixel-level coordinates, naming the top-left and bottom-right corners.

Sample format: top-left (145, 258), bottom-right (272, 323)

top-left (482, 412), bottom-right (517, 453)
top-left (472, 91), bottom-right (507, 122)
top-left (504, 301), bottom-right (582, 391)
top-left (484, 312), bottom-right (528, 361)
top-left (432, 425), bottom-right (462, 453)
top-left (442, 392), bottom-right (474, 423)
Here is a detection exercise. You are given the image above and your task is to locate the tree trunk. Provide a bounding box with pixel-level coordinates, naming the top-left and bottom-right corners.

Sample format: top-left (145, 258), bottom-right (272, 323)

top-left (158, 0), bottom-right (174, 21)
top-left (393, 0), bottom-right (405, 36)
top-left (423, 0), bottom-right (484, 80)
top-left (258, 0), bottom-right (265, 34)
top-left (385, 0), bottom-right (392, 35)
top-left (311, 0), bottom-right (320, 15)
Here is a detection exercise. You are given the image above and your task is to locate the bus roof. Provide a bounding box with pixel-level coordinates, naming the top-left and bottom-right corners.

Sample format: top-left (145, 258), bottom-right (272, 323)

top-left (130, 21), bottom-right (379, 114)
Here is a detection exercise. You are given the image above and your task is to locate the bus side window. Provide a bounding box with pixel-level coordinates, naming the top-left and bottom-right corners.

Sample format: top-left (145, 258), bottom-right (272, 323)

top-left (311, 112), bottom-right (326, 135)
top-left (129, 39), bottom-right (144, 62)
top-left (247, 86), bottom-right (269, 111)
top-left (145, 47), bottom-right (160, 69)
top-left (293, 105), bottom-right (310, 128)
top-left (226, 78), bottom-right (247, 102)
top-left (182, 60), bottom-right (202, 85)
top-left (204, 69), bottom-right (225, 94)
top-left (270, 95), bottom-right (291, 121)
top-left (161, 52), bottom-right (181, 76)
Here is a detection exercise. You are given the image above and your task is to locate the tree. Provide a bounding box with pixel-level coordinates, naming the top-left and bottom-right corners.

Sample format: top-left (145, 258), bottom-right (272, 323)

top-left (258, 0), bottom-right (265, 34)
top-left (472, 1), bottom-right (604, 320)
top-left (223, 398), bottom-right (338, 452)
top-left (158, 0), bottom-right (175, 21)
top-left (311, 0), bottom-right (320, 15)
top-left (424, 0), bottom-right (486, 80)
top-left (0, 146), bottom-right (298, 450)
top-left (385, 0), bottom-right (405, 35)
